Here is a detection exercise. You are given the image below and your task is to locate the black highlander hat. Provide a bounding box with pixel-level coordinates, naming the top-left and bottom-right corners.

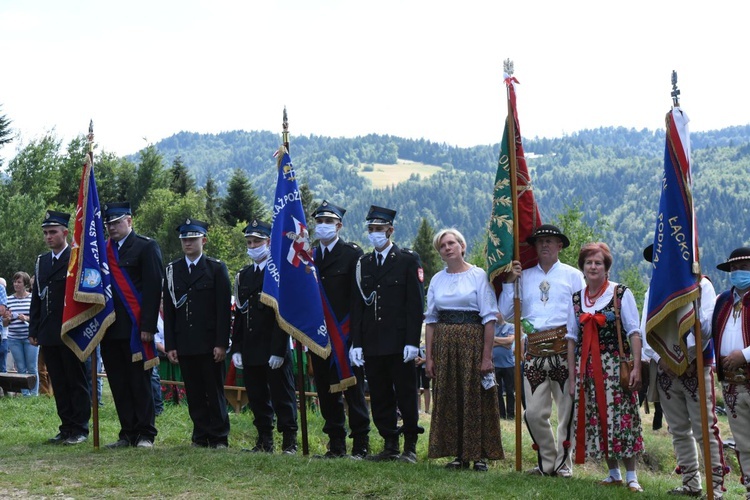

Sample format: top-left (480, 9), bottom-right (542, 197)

top-left (717, 247), bottom-right (750, 272)
top-left (526, 224), bottom-right (570, 249)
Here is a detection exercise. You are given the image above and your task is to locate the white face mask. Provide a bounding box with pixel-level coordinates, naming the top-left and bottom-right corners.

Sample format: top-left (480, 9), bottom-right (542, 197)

top-left (247, 245), bottom-right (269, 262)
top-left (368, 231), bottom-right (389, 249)
top-left (314, 223), bottom-right (337, 242)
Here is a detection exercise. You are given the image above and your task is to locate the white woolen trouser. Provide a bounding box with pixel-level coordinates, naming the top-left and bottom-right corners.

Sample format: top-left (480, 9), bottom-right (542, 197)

top-left (523, 354), bottom-right (574, 475)
top-left (722, 382), bottom-right (750, 499)
top-left (657, 366), bottom-right (725, 493)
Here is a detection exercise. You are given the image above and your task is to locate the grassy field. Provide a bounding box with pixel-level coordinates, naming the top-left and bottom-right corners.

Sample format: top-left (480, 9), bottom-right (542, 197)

top-left (0, 391), bottom-right (745, 499)
top-left (359, 160), bottom-right (442, 189)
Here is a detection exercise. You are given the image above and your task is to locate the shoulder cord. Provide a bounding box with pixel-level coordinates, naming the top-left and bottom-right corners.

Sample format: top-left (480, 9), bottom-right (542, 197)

top-left (166, 264), bottom-right (187, 309)
top-left (355, 258), bottom-right (377, 316)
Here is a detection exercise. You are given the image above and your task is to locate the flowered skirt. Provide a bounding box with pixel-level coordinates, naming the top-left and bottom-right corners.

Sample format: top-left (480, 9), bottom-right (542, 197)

top-left (428, 322), bottom-right (504, 461)
top-left (574, 350), bottom-right (644, 460)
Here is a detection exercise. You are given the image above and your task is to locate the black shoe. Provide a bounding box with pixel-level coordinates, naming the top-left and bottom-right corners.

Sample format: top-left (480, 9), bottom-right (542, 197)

top-left (398, 451), bottom-right (417, 463)
top-left (473, 460), bottom-right (488, 472)
top-left (48, 433), bottom-right (67, 445)
top-left (365, 448), bottom-right (400, 462)
top-left (314, 450), bottom-right (347, 459)
top-left (63, 434), bottom-right (88, 446)
top-left (350, 448), bottom-right (368, 460)
top-left (105, 438), bottom-right (131, 449)
top-left (445, 458), bottom-right (470, 470)
top-left (282, 433), bottom-right (297, 455)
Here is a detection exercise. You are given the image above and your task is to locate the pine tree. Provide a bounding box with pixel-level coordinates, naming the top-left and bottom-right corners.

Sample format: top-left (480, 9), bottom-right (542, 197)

top-left (221, 168), bottom-right (268, 226)
top-left (132, 144), bottom-right (168, 212)
top-left (168, 155), bottom-right (196, 196)
top-left (203, 174), bottom-right (221, 225)
top-left (412, 218), bottom-right (441, 289)
top-left (0, 104), bottom-right (13, 168)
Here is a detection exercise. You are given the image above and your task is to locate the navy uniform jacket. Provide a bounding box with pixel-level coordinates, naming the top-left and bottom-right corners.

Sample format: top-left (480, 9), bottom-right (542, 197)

top-left (350, 244), bottom-right (425, 356)
top-left (109, 232), bottom-right (164, 338)
top-left (316, 240), bottom-right (363, 323)
top-left (29, 246), bottom-right (71, 346)
top-left (232, 264), bottom-right (289, 366)
top-left (163, 256), bottom-right (231, 356)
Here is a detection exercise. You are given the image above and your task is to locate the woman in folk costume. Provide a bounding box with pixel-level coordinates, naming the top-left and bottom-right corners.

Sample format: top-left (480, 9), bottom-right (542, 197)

top-left (566, 242), bottom-right (645, 492)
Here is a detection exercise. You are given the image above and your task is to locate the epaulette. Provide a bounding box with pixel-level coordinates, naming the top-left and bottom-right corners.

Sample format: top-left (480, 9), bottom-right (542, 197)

top-left (135, 233), bottom-right (152, 241)
top-left (206, 256), bottom-right (222, 263)
top-left (400, 247), bottom-right (415, 255)
top-left (343, 241), bottom-right (360, 250)
top-left (167, 258), bottom-right (182, 267)
top-left (239, 263), bottom-right (253, 273)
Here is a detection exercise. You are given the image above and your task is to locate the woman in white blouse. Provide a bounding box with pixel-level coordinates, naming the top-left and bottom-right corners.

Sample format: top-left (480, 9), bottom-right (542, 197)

top-left (566, 242), bottom-right (644, 492)
top-left (425, 228), bottom-right (503, 472)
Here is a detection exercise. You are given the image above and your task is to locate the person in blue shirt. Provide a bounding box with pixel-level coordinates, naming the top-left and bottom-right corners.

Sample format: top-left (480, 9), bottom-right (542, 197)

top-left (493, 313), bottom-right (516, 420)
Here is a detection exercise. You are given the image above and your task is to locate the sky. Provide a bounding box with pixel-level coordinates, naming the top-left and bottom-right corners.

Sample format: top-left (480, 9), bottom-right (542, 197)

top-left (2, 0), bottom-right (749, 161)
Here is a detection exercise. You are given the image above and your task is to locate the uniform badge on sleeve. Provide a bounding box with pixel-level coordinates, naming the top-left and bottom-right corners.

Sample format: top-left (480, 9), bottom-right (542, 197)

top-left (417, 267), bottom-right (424, 283)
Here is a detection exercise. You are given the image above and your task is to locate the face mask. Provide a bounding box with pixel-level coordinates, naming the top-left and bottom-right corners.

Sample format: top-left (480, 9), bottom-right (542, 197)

top-left (730, 270), bottom-right (750, 290)
top-left (314, 223), bottom-right (337, 241)
top-left (247, 245), bottom-right (269, 262)
top-left (368, 231), bottom-right (389, 249)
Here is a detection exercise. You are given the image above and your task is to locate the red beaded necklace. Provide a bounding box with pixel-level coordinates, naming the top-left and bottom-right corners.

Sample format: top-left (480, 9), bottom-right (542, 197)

top-left (584, 280), bottom-right (609, 308)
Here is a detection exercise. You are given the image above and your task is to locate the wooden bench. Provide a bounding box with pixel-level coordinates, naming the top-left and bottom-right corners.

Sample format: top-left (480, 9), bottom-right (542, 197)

top-left (0, 373), bottom-right (37, 394)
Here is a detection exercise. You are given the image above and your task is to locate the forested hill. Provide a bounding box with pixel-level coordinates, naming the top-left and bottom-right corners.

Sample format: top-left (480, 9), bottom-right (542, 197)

top-left (149, 125), bottom-right (750, 288)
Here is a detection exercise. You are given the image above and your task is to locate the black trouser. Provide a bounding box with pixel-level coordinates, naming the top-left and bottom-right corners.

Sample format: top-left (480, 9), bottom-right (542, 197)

top-left (495, 366), bottom-right (515, 418)
top-left (43, 344), bottom-right (91, 437)
top-left (180, 353), bottom-right (230, 446)
top-left (243, 352), bottom-right (298, 435)
top-left (101, 337), bottom-right (157, 444)
top-left (365, 353), bottom-right (419, 438)
top-left (310, 352), bottom-right (370, 439)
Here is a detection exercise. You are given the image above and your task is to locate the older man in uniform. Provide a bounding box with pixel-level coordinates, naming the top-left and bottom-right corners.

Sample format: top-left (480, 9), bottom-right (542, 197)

top-left (163, 218), bottom-right (232, 448)
top-left (29, 211), bottom-right (91, 445)
top-left (641, 244), bottom-right (727, 497)
top-left (231, 219), bottom-right (298, 454)
top-left (499, 224), bottom-right (584, 477)
top-left (101, 202), bottom-right (164, 449)
top-left (350, 205), bottom-right (424, 463)
top-left (713, 247), bottom-right (750, 499)
top-left (310, 201), bottom-right (370, 459)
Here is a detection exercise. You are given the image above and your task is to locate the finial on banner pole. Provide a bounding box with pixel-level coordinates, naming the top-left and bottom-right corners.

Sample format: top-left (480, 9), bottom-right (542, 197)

top-left (504, 58), bottom-right (514, 77)
top-left (282, 106), bottom-right (290, 153)
top-left (87, 120), bottom-right (94, 154)
top-left (671, 70), bottom-right (681, 108)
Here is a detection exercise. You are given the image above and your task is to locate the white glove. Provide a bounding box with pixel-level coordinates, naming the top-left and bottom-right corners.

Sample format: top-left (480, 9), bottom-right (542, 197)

top-left (268, 355), bottom-right (284, 370)
top-left (231, 352), bottom-right (243, 369)
top-left (403, 345), bottom-right (419, 363)
top-left (349, 347), bottom-right (364, 367)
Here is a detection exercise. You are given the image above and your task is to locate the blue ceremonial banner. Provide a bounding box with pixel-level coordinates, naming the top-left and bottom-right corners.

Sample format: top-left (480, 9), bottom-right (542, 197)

top-left (645, 108), bottom-right (700, 375)
top-left (61, 150), bottom-right (115, 361)
top-left (261, 147), bottom-right (331, 358)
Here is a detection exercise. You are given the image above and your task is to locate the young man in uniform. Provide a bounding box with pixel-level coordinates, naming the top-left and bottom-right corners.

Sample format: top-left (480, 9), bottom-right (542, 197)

top-left (231, 219), bottom-right (298, 454)
top-left (350, 205), bottom-right (425, 463)
top-left (101, 202), bottom-right (164, 448)
top-left (310, 201), bottom-right (370, 459)
top-left (163, 218), bottom-right (232, 448)
top-left (29, 211), bottom-right (91, 445)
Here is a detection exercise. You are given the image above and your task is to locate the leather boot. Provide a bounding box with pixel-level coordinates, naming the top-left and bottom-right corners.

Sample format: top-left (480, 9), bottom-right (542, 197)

top-left (399, 434), bottom-right (417, 463)
top-left (365, 435), bottom-right (400, 462)
top-left (314, 435), bottom-right (346, 458)
top-left (247, 432), bottom-right (273, 453)
top-left (282, 432), bottom-right (297, 455)
top-left (351, 434), bottom-right (369, 460)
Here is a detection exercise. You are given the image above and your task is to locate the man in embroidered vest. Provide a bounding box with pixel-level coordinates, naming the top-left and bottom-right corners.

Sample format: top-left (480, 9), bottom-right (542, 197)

top-left (713, 247), bottom-right (750, 499)
top-left (641, 245), bottom-right (727, 497)
top-left (231, 219), bottom-right (298, 454)
top-left (310, 200), bottom-right (370, 459)
top-left (29, 211), bottom-right (91, 445)
top-left (350, 205), bottom-right (425, 463)
top-left (499, 224), bottom-right (584, 477)
top-left (101, 202), bottom-right (164, 449)
top-left (163, 218), bottom-right (231, 448)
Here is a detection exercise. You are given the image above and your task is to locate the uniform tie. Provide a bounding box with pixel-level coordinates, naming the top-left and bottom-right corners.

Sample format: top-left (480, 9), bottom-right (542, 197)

top-left (189, 263), bottom-right (196, 274)
top-left (52, 256), bottom-right (58, 265)
top-left (377, 253), bottom-right (384, 267)
top-left (321, 248), bottom-right (326, 262)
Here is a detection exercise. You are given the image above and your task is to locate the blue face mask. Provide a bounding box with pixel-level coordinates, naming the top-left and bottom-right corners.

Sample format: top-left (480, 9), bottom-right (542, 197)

top-left (730, 270), bottom-right (750, 290)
